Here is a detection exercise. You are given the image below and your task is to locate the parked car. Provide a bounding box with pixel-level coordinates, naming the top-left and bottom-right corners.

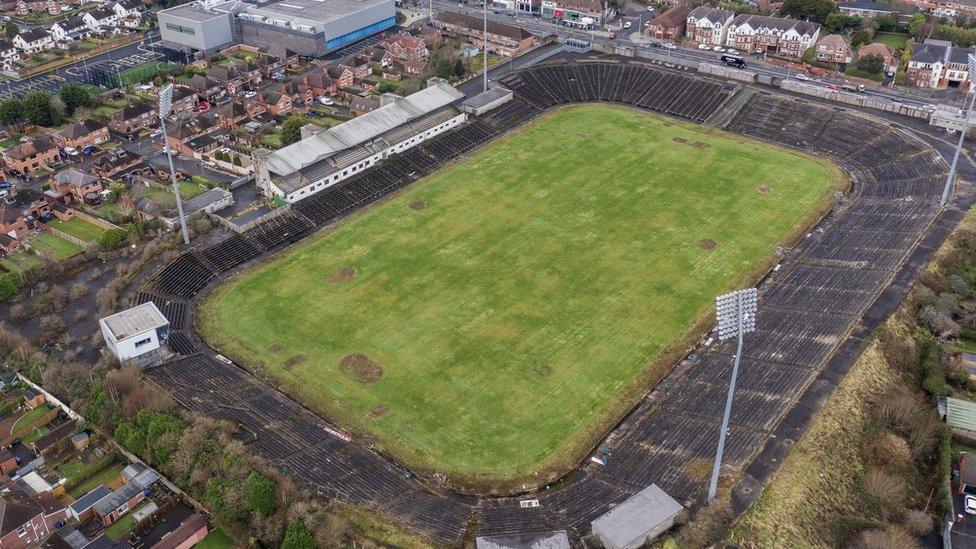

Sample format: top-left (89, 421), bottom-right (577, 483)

top-left (826, 83), bottom-right (839, 90)
top-left (623, 21), bottom-right (631, 28)
top-left (794, 73), bottom-right (813, 82)
top-left (726, 48), bottom-right (738, 54)
top-left (82, 145), bottom-right (98, 155)
top-left (663, 42), bottom-right (676, 50)
top-left (243, 91), bottom-right (257, 99)
top-left (698, 43), bottom-right (709, 50)
top-left (966, 495), bottom-right (976, 515)
top-left (63, 146), bottom-right (79, 156)
top-left (712, 46), bottom-right (725, 52)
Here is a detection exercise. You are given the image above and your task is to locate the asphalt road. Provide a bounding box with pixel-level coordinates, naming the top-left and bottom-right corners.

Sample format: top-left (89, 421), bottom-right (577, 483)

top-left (425, 1), bottom-right (959, 109)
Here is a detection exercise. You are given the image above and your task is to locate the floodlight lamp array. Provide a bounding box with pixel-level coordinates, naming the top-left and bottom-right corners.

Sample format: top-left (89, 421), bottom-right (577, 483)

top-left (715, 288), bottom-right (758, 341)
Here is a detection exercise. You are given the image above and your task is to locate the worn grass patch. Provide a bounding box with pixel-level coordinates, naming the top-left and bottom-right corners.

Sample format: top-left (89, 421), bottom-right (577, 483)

top-left (199, 105), bottom-right (845, 489)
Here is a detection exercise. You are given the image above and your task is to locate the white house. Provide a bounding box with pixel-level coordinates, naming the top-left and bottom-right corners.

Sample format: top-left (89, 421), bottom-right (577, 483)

top-left (112, 0), bottom-right (142, 18)
top-left (99, 302), bottom-right (170, 364)
top-left (82, 6), bottom-right (120, 31)
top-left (685, 7), bottom-right (733, 47)
top-left (725, 14), bottom-right (821, 58)
top-left (13, 29), bottom-right (53, 54)
top-left (51, 15), bottom-right (91, 44)
top-left (0, 39), bottom-right (21, 70)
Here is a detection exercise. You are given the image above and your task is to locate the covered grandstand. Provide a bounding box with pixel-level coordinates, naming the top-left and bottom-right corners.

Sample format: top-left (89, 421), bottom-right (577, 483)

top-left (252, 81), bottom-right (467, 203)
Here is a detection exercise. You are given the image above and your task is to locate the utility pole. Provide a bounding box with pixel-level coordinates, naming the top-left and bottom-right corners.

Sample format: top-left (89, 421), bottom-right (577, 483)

top-left (941, 54), bottom-right (976, 206)
top-left (708, 288), bottom-right (758, 503)
top-left (158, 84), bottom-right (190, 245)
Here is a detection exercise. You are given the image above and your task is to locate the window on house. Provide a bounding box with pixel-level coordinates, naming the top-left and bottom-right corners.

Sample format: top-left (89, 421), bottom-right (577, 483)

top-left (134, 337), bottom-right (151, 348)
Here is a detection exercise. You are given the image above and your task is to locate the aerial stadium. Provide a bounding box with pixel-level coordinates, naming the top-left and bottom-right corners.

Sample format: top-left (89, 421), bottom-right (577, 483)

top-left (135, 58), bottom-right (962, 544)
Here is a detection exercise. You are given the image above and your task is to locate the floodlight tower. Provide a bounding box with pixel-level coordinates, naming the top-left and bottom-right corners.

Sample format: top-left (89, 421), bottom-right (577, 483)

top-left (482, 0), bottom-right (488, 92)
top-left (707, 287), bottom-right (758, 503)
top-left (158, 84), bottom-right (190, 245)
top-left (940, 54), bottom-right (976, 206)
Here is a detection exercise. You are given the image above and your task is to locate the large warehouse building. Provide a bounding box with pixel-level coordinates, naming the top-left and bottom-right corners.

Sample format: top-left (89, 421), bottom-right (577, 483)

top-left (158, 0), bottom-right (396, 57)
top-left (252, 82), bottom-right (466, 203)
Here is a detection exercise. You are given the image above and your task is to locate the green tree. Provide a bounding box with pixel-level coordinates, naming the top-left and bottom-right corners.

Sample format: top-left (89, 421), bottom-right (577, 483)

top-left (243, 472), bottom-right (277, 516)
top-left (23, 91), bottom-right (61, 127)
top-left (908, 13), bottom-right (927, 38)
top-left (851, 28), bottom-right (874, 48)
top-left (377, 81), bottom-right (395, 93)
top-left (0, 98), bottom-right (24, 127)
top-left (99, 228), bottom-right (127, 251)
top-left (280, 115), bottom-right (305, 146)
top-left (855, 53), bottom-right (885, 75)
top-left (824, 13), bottom-right (861, 34)
top-left (435, 57), bottom-right (453, 79)
top-left (59, 84), bottom-right (92, 116)
top-left (282, 522), bottom-right (316, 549)
top-left (779, 0), bottom-right (837, 24)
top-left (875, 14), bottom-right (898, 32)
top-left (3, 23), bottom-right (16, 39)
top-left (0, 272), bottom-right (20, 303)
top-left (231, 154), bottom-right (242, 167)
top-left (454, 58), bottom-right (465, 78)
top-left (114, 420), bottom-right (146, 456)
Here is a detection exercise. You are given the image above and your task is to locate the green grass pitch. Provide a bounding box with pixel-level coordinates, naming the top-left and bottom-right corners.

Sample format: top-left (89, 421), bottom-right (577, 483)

top-left (199, 105), bottom-right (845, 488)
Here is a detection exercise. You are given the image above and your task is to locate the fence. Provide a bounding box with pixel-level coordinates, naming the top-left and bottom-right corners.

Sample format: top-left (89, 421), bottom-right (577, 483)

top-left (43, 224), bottom-right (89, 249)
top-left (1, 408), bottom-right (59, 447)
top-left (17, 373), bottom-right (83, 421)
top-left (779, 80), bottom-right (933, 120)
top-left (74, 209), bottom-right (123, 232)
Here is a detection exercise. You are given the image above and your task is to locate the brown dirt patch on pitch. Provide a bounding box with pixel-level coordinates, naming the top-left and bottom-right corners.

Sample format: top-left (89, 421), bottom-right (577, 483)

top-left (365, 404), bottom-right (390, 420)
top-left (756, 184), bottom-right (771, 194)
top-left (409, 200), bottom-right (426, 211)
top-left (691, 141), bottom-right (709, 149)
top-left (699, 239), bottom-right (718, 250)
top-left (283, 354), bottom-right (307, 371)
top-left (672, 137), bottom-right (687, 143)
top-left (329, 266), bottom-right (357, 284)
top-left (268, 344), bottom-right (283, 354)
top-left (340, 354), bottom-right (383, 384)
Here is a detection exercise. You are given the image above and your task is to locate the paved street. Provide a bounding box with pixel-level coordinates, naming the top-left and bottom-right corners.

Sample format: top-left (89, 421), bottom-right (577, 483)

top-left (425, 0), bottom-right (962, 109)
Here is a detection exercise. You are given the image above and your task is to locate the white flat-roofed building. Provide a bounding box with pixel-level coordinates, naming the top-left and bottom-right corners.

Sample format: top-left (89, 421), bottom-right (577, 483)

top-left (590, 484), bottom-right (683, 549)
top-left (99, 302), bottom-right (170, 364)
top-left (158, 1), bottom-right (236, 55)
top-left (253, 81), bottom-right (467, 203)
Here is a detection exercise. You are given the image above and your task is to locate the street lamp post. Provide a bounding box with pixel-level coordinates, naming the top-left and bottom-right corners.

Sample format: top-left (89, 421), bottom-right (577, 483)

top-left (707, 288), bottom-right (758, 503)
top-left (482, 0), bottom-right (488, 92)
top-left (158, 84), bottom-right (190, 245)
top-left (941, 53), bottom-right (976, 206)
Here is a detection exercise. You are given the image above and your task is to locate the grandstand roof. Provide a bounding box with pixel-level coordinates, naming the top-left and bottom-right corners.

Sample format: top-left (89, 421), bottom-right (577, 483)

top-left (266, 82), bottom-right (464, 177)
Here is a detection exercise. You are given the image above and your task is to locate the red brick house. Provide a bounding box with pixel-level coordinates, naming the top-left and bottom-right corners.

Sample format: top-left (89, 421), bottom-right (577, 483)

top-left (0, 189), bottom-right (49, 238)
top-left (2, 137), bottom-right (60, 175)
top-left (169, 86), bottom-right (199, 115)
top-left (93, 481), bottom-right (147, 527)
top-left (299, 66), bottom-right (338, 99)
top-left (0, 449), bottom-right (17, 475)
top-left (52, 168), bottom-right (102, 204)
top-left (647, 5), bottom-right (691, 40)
top-left (54, 119), bottom-right (109, 150)
top-left (150, 513), bottom-right (209, 549)
top-left (325, 64), bottom-right (355, 89)
top-left (815, 34), bottom-right (853, 64)
top-left (339, 56), bottom-right (371, 80)
top-left (402, 59), bottom-right (428, 76)
top-left (421, 26), bottom-right (444, 46)
top-left (109, 102), bottom-right (156, 134)
top-left (350, 96), bottom-right (380, 116)
top-left (384, 34), bottom-right (428, 61)
top-left (0, 479), bottom-right (68, 549)
top-left (857, 43), bottom-right (899, 74)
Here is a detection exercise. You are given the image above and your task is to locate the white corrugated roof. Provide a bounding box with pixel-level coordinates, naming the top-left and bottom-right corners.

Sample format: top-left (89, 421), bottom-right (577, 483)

top-left (266, 81), bottom-right (464, 176)
top-left (591, 484), bottom-right (683, 547)
top-left (100, 302), bottom-right (168, 340)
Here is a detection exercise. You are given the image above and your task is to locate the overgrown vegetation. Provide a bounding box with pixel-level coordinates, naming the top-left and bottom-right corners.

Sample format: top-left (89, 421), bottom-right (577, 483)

top-left (726, 213), bottom-right (976, 546)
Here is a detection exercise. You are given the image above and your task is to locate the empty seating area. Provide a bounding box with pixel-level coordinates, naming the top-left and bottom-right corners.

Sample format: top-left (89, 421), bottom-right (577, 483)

top-left (497, 63), bottom-right (733, 122)
top-left (143, 252), bottom-right (216, 299)
top-left (730, 94), bottom-right (948, 199)
top-left (197, 233), bottom-right (263, 273)
top-left (133, 61), bottom-right (963, 544)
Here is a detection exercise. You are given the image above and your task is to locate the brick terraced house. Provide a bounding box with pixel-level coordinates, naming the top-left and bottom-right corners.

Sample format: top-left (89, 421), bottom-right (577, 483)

top-left (685, 6), bottom-right (733, 46)
top-left (725, 14), bottom-right (821, 58)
